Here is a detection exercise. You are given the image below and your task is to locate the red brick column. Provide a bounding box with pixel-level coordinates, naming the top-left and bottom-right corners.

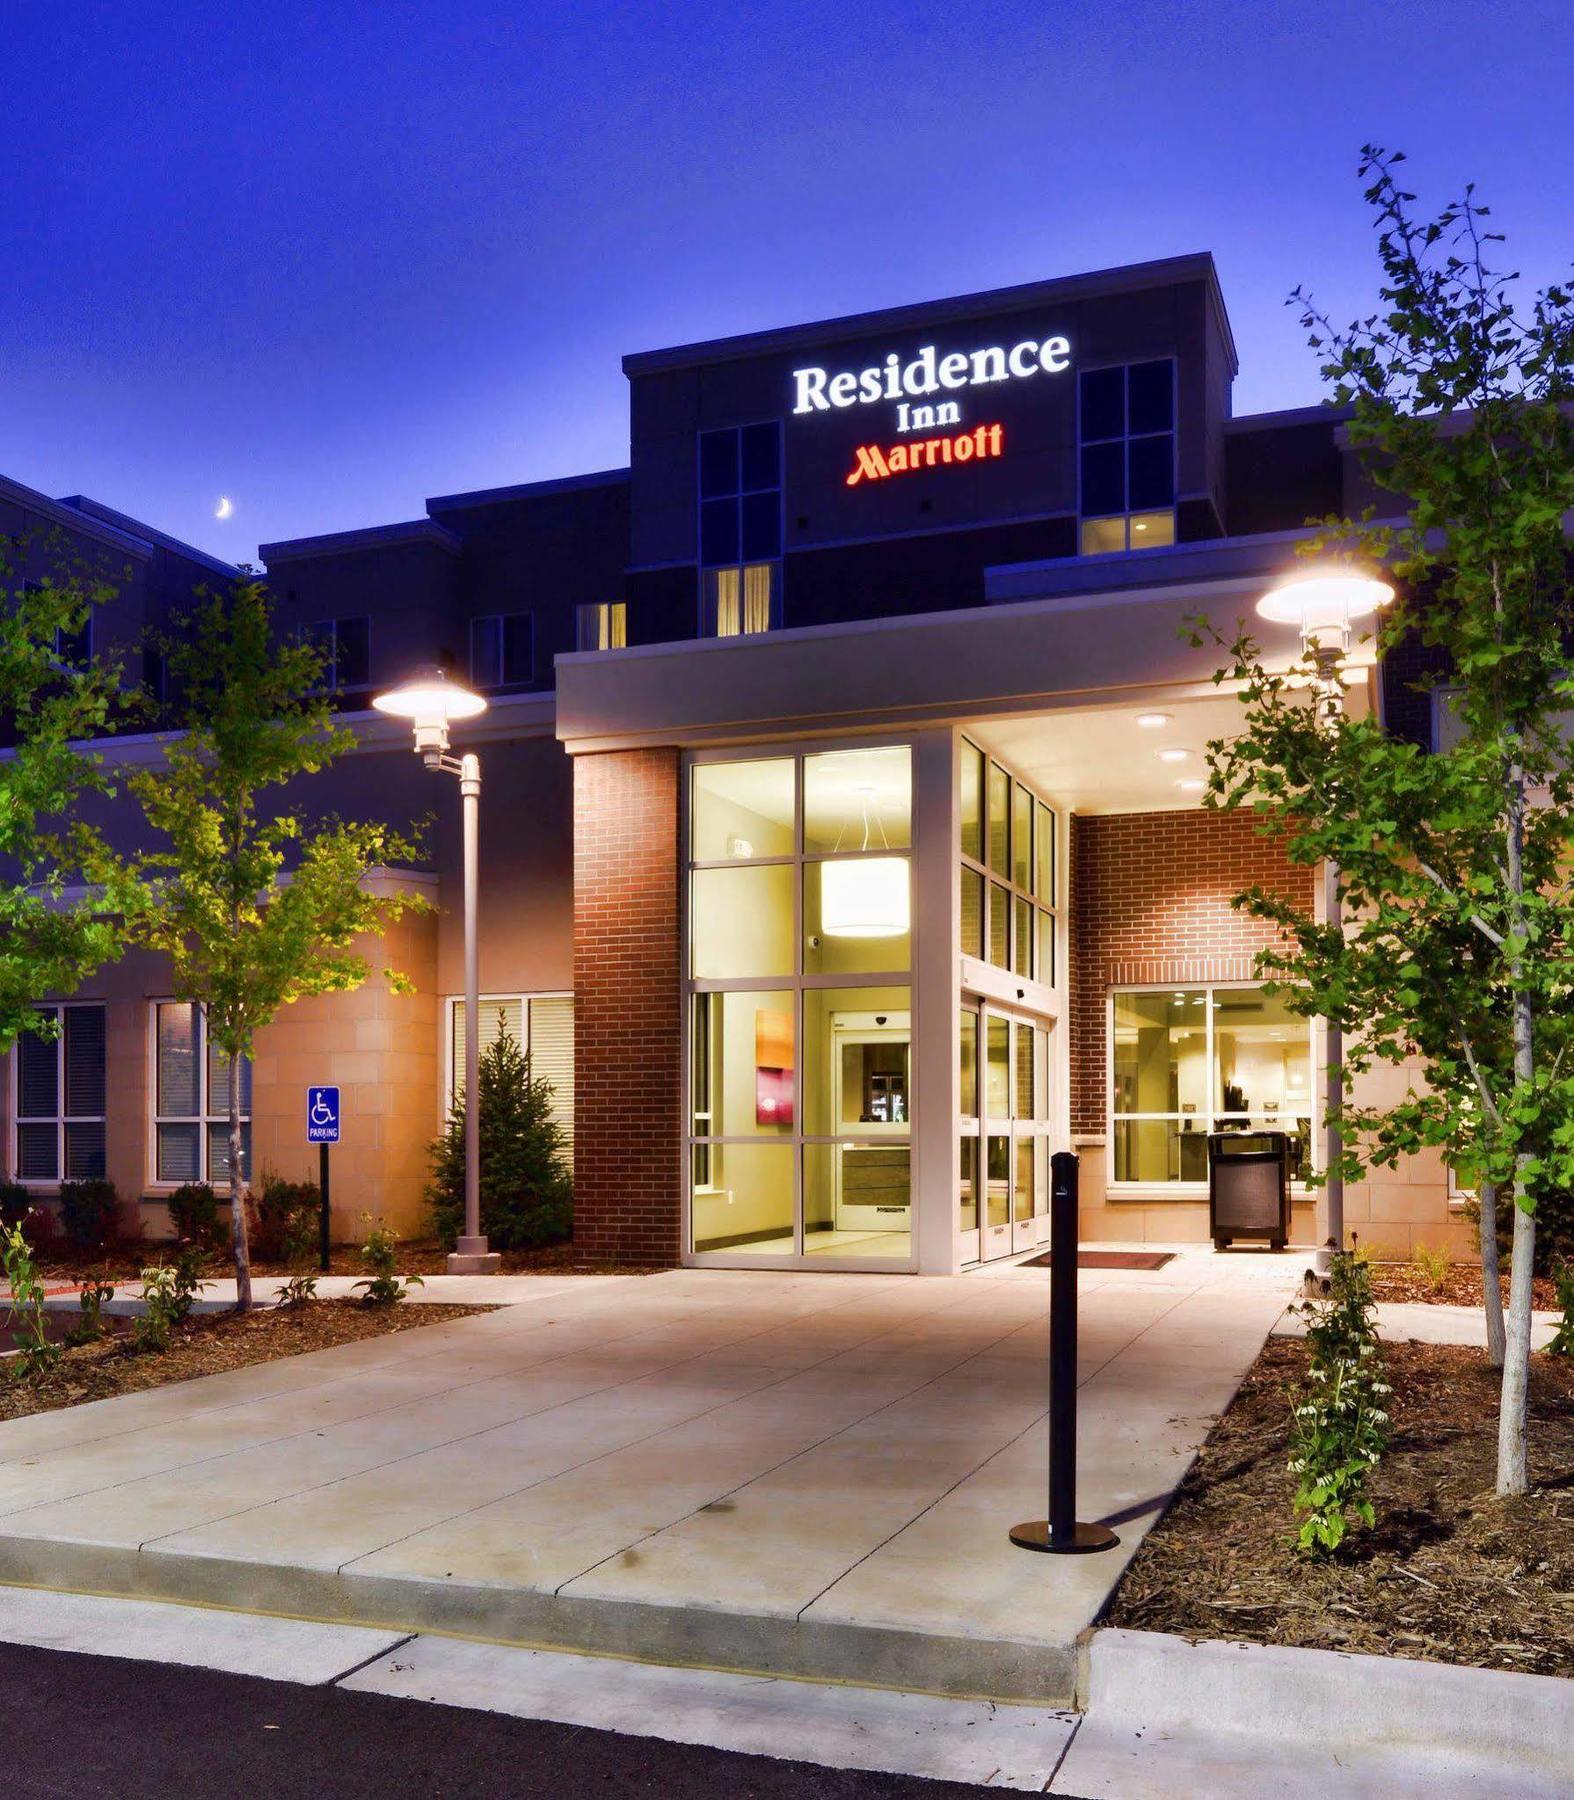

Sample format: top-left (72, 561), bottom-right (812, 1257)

top-left (1069, 811), bottom-right (1313, 1135)
top-left (572, 747), bottom-right (684, 1267)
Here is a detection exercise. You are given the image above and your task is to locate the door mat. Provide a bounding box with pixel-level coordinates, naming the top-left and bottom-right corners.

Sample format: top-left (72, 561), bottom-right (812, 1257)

top-left (1020, 1250), bottom-right (1175, 1271)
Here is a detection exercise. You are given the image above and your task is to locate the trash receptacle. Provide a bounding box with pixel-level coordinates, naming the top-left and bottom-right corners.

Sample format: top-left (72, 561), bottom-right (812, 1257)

top-left (1208, 1130), bottom-right (1290, 1251)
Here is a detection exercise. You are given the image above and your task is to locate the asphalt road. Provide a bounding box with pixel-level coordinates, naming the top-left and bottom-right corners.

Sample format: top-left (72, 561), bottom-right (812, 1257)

top-left (0, 1640), bottom-right (1086, 1799)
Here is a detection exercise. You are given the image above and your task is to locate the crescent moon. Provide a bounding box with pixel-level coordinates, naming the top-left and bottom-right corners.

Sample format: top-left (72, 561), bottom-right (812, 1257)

top-left (215, 496), bottom-right (233, 520)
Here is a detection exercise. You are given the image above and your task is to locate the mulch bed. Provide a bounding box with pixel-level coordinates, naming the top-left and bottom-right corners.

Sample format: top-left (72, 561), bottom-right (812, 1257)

top-left (34, 1239), bottom-right (621, 1284)
top-left (1105, 1335), bottom-right (1574, 1679)
top-left (1368, 1262), bottom-right (1559, 1311)
top-left (0, 1299), bottom-right (495, 1426)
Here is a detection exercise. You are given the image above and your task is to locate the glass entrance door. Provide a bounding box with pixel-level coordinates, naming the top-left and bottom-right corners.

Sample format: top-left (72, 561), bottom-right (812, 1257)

top-left (972, 1005), bottom-right (1052, 1262)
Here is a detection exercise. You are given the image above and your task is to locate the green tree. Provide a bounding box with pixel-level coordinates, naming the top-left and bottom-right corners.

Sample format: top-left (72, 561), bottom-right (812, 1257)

top-left (0, 536), bottom-right (137, 1059)
top-left (128, 580), bottom-right (430, 1309)
top-left (427, 1028), bottom-right (572, 1250)
top-left (1198, 149), bottom-right (1574, 1496)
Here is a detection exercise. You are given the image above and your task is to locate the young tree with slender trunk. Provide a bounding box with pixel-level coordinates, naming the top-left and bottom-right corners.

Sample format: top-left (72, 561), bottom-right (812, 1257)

top-left (1198, 148), bottom-right (1574, 1496)
top-left (0, 537), bottom-right (137, 1061)
top-left (129, 580), bottom-right (430, 1309)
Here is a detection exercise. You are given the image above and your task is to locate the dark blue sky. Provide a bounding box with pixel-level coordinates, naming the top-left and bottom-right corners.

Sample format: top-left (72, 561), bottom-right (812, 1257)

top-left (3, 1), bottom-right (1567, 560)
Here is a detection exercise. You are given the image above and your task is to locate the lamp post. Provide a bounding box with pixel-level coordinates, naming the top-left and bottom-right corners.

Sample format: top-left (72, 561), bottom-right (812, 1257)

top-left (1256, 569), bottom-right (1393, 1272)
top-left (372, 665), bottom-right (498, 1274)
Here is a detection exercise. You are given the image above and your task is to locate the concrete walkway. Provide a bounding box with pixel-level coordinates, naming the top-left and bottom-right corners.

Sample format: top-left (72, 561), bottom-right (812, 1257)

top-left (0, 1258), bottom-right (1294, 1703)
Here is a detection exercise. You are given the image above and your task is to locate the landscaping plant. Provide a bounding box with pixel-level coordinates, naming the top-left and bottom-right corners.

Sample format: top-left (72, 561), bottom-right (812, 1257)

top-left (127, 580), bottom-right (429, 1310)
top-left (1548, 1260), bottom-right (1574, 1361)
top-left (1197, 148), bottom-right (1574, 1495)
top-left (275, 1273), bottom-right (319, 1309)
top-left (251, 1174), bottom-right (320, 1266)
top-left (1410, 1242), bottom-right (1452, 1297)
top-left (353, 1216), bottom-right (422, 1306)
top-left (66, 1274), bottom-right (116, 1347)
top-left (1, 1221), bottom-right (61, 1380)
top-left (1288, 1251), bottom-right (1392, 1553)
top-left (57, 1179), bottom-right (120, 1255)
top-left (427, 1028), bottom-right (572, 1250)
top-left (133, 1248), bottom-right (210, 1352)
top-left (165, 1182), bottom-right (223, 1251)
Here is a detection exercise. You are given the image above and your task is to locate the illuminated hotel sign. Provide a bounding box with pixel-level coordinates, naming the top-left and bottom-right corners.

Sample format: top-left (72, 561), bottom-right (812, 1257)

top-left (792, 333), bottom-right (1070, 487)
top-left (846, 423), bottom-right (1004, 487)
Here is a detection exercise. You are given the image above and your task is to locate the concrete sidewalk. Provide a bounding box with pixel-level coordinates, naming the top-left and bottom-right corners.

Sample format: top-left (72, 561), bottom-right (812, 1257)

top-left (0, 1260), bottom-right (1293, 1703)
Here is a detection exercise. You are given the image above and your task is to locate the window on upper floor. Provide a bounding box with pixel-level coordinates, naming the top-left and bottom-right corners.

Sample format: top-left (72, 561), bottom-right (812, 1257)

top-left (1078, 359), bottom-right (1177, 555)
top-left (53, 613), bottom-right (92, 668)
top-left (302, 616), bottom-right (371, 691)
top-left (470, 612), bottom-right (534, 687)
top-left (698, 422), bottom-right (782, 636)
top-left (575, 601), bottom-right (627, 652)
top-left (13, 1004), bottom-right (106, 1184)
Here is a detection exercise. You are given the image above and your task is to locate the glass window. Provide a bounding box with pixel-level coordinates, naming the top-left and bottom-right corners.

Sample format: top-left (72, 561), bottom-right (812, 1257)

top-left (1036, 802), bottom-right (1055, 903)
top-left (985, 1133), bottom-right (1010, 1228)
top-left (803, 1143), bottom-right (909, 1258)
top-left (1014, 1137), bottom-right (1035, 1224)
top-left (987, 763), bottom-right (1010, 876)
top-left (959, 739), bottom-right (983, 862)
top-left (804, 746), bottom-right (911, 853)
top-left (802, 988), bottom-right (910, 1136)
top-left (303, 616), bottom-right (372, 691)
top-left (1078, 359), bottom-right (1176, 555)
top-left (960, 865), bottom-right (983, 959)
top-left (690, 992), bottom-right (795, 1137)
top-left (1110, 984), bottom-right (1313, 1184)
top-left (984, 1015), bottom-right (1010, 1118)
top-left (959, 1007), bottom-right (978, 1117)
top-left (1013, 895), bottom-right (1034, 977)
top-left (574, 601), bottom-right (627, 652)
top-left (692, 1141), bottom-right (794, 1255)
top-left (153, 1002), bottom-right (250, 1186)
top-left (14, 1005), bottom-right (106, 1183)
top-left (699, 422), bottom-right (781, 634)
top-left (1015, 1021), bottom-right (1036, 1120)
top-left (958, 1135), bottom-right (979, 1232)
top-left (691, 864), bottom-right (795, 979)
top-left (1013, 785), bottom-right (1033, 891)
top-left (703, 563), bottom-right (777, 637)
top-left (988, 884), bottom-right (1009, 969)
top-left (470, 613), bottom-right (533, 688)
top-left (691, 759), bottom-right (794, 862)
top-left (1038, 909), bottom-right (1056, 986)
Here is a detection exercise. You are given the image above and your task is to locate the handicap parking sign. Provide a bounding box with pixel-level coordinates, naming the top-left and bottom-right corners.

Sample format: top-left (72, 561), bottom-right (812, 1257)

top-left (307, 1086), bottom-right (341, 1144)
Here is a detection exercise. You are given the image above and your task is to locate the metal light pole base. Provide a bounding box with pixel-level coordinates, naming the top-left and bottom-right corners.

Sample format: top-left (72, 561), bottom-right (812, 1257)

top-left (447, 1239), bottom-right (501, 1276)
top-left (1009, 1520), bottom-right (1120, 1555)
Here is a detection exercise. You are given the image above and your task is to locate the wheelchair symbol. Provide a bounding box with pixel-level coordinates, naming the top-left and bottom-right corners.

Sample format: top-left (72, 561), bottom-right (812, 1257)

top-left (311, 1094), bottom-right (334, 1125)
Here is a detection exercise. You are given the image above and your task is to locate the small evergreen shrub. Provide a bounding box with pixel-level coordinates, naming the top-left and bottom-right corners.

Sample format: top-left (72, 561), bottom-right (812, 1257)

top-left (58, 1179), bottom-right (120, 1254)
top-left (166, 1182), bottom-right (222, 1249)
top-left (1288, 1251), bottom-right (1391, 1555)
top-left (427, 1029), bottom-right (572, 1251)
top-left (252, 1175), bottom-right (320, 1265)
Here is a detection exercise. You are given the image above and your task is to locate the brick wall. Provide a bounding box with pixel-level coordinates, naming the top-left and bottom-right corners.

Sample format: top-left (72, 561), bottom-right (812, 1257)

top-left (1070, 810), bottom-right (1313, 1135)
top-left (572, 746), bottom-right (683, 1266)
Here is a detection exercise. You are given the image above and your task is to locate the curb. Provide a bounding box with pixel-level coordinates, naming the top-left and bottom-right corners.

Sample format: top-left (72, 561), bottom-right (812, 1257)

top-left (1062, 1627), bottom-right (1573, 1797)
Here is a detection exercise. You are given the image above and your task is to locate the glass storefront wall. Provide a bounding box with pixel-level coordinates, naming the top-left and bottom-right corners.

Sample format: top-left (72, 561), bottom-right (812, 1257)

top-left (1110, 984), bottom-right (1313, 1183)
top-left (958, 739), bottom-right (1058, 983)
top-left (688, 745), bottom-right (913, 1263)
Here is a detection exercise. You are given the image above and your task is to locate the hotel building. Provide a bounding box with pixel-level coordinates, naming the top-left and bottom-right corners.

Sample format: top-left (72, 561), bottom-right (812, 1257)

top-left (2, 254), bottom-right (1467, 1271)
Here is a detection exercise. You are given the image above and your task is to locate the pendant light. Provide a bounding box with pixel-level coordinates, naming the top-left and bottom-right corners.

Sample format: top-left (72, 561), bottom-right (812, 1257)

top-left (820, 783), bottom-right (909, 939)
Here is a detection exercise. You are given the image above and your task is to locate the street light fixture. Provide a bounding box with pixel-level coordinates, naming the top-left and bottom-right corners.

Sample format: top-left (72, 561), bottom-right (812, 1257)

top-left (373, 665), bottom-right (497, 1274)
top-left (1256, 567), bottom-right (1393, 1273)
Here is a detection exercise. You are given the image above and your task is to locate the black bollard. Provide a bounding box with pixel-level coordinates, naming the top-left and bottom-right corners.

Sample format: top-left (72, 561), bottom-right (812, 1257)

top-left (1010, 1149), bottom-right (1120, 1555)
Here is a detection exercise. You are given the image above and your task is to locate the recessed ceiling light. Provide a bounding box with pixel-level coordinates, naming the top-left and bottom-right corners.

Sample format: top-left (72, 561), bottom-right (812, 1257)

top-left (1177, 778), bottom-right (1205, 793)
top-left (1136, 712), bottom-right (1170, 729)
top-left (1157, 747), bottom-right (1190, 763)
